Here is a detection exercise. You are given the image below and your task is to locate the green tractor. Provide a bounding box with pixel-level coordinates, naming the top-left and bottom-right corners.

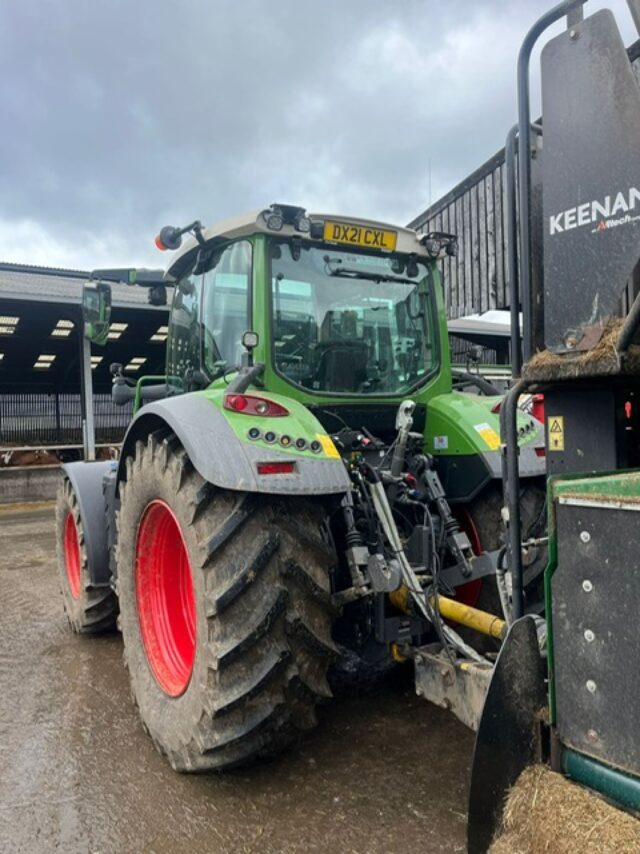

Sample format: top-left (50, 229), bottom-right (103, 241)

top-left (57, 205), bottom-right (545, 772)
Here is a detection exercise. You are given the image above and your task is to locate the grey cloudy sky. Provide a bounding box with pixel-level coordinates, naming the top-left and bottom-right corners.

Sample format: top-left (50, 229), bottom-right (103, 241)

top-left (1, 0), bottom-right (637, 269)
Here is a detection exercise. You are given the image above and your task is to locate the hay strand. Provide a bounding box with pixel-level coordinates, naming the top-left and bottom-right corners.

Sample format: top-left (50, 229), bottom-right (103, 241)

top-left (523, 319), bottom-right (640, 381)
top-left (489, 765), bottom-right (640, 854)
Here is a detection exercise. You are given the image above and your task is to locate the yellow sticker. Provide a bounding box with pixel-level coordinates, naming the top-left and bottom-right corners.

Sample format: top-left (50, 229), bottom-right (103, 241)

top-left (474, 422), bottom-right (501, 451)
top-left (547, 415), bottom-right (564, 451)
top-left (316, 433), bottom-right (341, 459)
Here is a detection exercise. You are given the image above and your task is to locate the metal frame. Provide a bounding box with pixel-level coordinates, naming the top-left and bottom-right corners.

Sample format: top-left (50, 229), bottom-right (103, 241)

top-left (516, 0), bottom-right (587, 363)
top-left (502, 1), bottom-right (591, 618)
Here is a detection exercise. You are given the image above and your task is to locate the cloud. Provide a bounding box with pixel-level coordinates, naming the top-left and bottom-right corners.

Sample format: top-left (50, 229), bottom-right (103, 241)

top-left (0, 217), bottom-right (150, 269)
top-left (0, 0), bottom-right (637, 267)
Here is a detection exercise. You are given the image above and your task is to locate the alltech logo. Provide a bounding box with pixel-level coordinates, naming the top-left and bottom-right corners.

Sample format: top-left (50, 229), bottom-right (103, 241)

top-left (549, 186), bottom-right (640, 235)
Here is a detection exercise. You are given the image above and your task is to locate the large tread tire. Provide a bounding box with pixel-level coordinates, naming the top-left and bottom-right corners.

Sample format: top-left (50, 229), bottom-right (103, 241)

top-left (55, 478), bottom-right (118, 634)
top-left (459, 479), bottom-right (547, 650)
top-left (116, 433), bottom-right (337, 772)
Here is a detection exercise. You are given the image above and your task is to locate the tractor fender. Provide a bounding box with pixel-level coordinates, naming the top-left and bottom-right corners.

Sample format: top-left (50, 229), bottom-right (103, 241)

top-left (426, 392), bottom-right (545, 502)
top-left (117, 394), bottom-right (351, 496)
top-left (61, 460), bottom-right (116, 585)
top-left (434, 444), bottom-right (545, 504)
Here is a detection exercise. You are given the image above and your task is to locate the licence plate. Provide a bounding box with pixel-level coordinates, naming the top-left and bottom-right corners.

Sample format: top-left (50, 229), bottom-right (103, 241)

top-left (323, 220), bottom-right (397, 251)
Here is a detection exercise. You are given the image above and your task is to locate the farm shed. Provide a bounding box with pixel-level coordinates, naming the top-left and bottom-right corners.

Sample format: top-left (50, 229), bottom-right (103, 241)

top-left (0, 262), bottom-right (170, 448)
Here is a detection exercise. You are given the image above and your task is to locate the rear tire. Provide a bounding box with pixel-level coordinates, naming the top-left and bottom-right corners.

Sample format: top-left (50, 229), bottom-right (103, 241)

top-left (458, 480), bottom-right (546, 650)
top-left (55, 478), bottom-right (118, 633)
top-left (116, 433), bottom-right (337, 771)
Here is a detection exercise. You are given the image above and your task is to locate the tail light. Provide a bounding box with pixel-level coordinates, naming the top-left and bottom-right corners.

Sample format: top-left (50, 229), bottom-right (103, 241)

top-left (257, 461), bottom-right (296, 475)
top-left (494, 393), bottom-right (545, 420)
top-left (531, 394), bottom-right (545, 423)
top-left (224, 394), bottom-right (289, 417)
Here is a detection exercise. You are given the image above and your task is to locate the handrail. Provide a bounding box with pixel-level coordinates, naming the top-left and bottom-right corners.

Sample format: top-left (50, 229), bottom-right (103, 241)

top-left (517, 0), bottom-right (587, 362)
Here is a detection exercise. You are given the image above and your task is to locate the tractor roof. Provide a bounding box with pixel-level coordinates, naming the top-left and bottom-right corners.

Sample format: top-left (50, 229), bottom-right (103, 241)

top-left (166, 207), bottom-right (431, 278)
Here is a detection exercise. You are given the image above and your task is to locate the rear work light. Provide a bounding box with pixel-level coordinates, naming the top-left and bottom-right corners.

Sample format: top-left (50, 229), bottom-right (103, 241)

top-left (223, 394), bottom-right (289, 417)
top-left (257, 462), bottom-right (296, 475)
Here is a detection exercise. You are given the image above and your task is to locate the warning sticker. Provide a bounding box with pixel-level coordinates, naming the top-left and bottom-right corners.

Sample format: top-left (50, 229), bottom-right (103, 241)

top-left (434, 435), bottom-right (449, 450)
top-left (548, 416), bottom-right (564, 451)
top-left (474, 422), bottom-right (501, 451)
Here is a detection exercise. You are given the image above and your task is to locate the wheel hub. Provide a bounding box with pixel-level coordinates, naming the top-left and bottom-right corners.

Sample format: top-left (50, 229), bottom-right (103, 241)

top-left (453, 507), bottom-right (483, 607)
top-left (135, 500), bottom-right (196, 697)
top-left (63, 512), bottom-right (82, 600)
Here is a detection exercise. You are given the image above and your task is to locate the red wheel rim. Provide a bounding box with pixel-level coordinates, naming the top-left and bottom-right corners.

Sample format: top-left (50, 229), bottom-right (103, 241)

top-left (452, 507), bottom-right (483, 608)
top-left (135, 500), bottom-right (196, 697)
top-left (63, 512), bottom-right (82, 600)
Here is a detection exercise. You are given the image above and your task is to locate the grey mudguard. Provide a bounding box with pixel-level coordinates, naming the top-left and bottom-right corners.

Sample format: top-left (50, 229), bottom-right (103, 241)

top-left (62, 460), bottom-right (115, 585)
top-left (119, 394), bottom-right (351, 496)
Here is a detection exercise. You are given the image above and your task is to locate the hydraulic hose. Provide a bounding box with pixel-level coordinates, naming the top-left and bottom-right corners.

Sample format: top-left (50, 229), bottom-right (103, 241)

top-left (495, 547), bottom-right (513, 625)
top-left (367, 478), bottom-right (485, 662)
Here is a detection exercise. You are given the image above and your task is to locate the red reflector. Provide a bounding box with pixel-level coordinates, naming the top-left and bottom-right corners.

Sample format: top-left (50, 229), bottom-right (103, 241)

top-left (223, 394), bottom-right (289, 416)
top-left (154, 234), bottom-right (168, 251)
top-left (225, 394), bottom-right (248, 411)
top-left (491, 400), bottom-right (502, 414)
top-left (535, 447), bottom-right (546, 457)
top-left (257, 462), bottom-right (295, 475)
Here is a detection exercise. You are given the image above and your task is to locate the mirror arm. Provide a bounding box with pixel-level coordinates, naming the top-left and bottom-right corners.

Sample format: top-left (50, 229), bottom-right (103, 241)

top-left (226, 363), bottom-right (265, 395)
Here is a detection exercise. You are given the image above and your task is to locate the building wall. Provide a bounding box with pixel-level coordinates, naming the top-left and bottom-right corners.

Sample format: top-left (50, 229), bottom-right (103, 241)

top-left (409, 151), bottom-right (507, 320)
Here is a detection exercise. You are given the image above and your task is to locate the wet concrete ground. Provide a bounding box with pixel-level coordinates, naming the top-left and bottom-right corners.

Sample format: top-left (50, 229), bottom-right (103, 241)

top-left (0, 505), bottom-right (474, 854)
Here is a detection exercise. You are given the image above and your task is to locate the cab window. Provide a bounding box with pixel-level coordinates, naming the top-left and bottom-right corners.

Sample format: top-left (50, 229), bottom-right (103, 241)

top-left (166, 272), bottom-right (202, 381)
top-left (202, 241), bottom-right (252, 376)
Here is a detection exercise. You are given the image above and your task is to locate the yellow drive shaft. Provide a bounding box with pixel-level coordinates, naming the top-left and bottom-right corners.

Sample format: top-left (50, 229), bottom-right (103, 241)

top-left (389, 587), bottom-right (506, 640)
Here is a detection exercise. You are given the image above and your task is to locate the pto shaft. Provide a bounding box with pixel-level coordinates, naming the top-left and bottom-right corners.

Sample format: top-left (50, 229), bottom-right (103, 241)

top-left (389, 587), bottom-right (506, 640)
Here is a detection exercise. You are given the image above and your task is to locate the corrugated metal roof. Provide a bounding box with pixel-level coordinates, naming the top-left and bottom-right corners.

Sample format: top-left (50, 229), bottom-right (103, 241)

top-left (0, 262), bottom-right (171, 309)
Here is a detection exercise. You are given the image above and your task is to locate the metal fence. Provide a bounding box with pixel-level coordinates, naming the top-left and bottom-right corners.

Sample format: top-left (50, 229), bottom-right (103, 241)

top-left (0, 392), bottom-right (132, 447)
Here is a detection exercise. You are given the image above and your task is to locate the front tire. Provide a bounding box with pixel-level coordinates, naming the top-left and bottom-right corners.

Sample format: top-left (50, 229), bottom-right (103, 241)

top-left (116, 433), bottom-right (337, 771)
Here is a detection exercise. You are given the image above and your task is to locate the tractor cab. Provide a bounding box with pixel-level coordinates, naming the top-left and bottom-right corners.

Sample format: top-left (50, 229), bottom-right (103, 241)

top-left (161, 205), bottom-right (455, 412)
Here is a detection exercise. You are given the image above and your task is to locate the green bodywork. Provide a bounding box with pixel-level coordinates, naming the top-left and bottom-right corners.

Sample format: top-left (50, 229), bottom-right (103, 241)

top-left (199, 385), bottom-right (341, 460)
top-left (137, 231), bottom-right (542, 472)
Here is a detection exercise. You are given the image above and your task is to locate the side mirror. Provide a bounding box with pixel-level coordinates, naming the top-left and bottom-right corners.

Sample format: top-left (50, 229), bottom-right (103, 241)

top-left (82, 282), bottom-right (112, 346)
top-left (89, 267), bottom-right (168, 307)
